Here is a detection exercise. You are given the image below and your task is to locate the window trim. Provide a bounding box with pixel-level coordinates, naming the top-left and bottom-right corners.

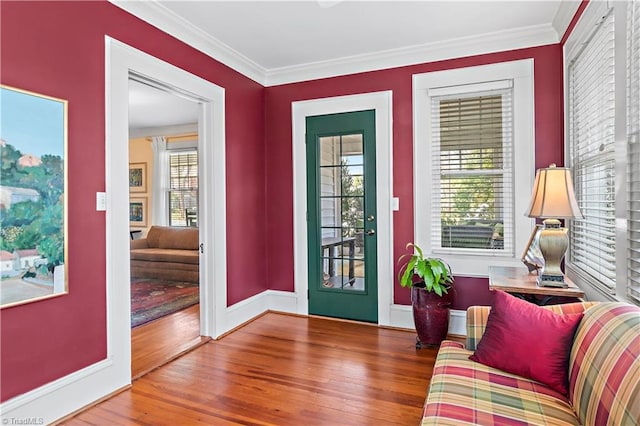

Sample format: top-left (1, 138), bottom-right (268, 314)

top-left (413, 59), bottom-right (535, 277)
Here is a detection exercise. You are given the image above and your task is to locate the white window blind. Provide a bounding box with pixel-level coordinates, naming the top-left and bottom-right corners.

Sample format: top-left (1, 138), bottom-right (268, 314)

top-left (568, 9), bottom-right (616, 292)
top-left (431, 87), bottom-right (513, 252)
top-left (628, 0), bottom-right (640, 303)
top-left (168, 150), bottom-right (198, 227)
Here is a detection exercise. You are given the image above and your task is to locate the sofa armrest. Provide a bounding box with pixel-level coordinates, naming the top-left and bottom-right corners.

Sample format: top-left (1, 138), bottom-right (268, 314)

top-left (466, 306), bottom-right (491, 351)
top-left (130, 238), bottom-right (149, 250)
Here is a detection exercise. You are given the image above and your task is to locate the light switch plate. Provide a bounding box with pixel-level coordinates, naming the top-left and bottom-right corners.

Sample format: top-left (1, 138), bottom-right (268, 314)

top-left (96, 192), bottom-right (107, 211)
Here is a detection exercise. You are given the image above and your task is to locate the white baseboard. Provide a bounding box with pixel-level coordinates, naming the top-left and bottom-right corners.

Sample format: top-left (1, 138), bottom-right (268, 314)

top-left (265, 290), bottom-right (299, 314)
top-left (219, 293), bottom-right (468, 337)
top-left (0, 359), bottom-right (128, 426)
top-left (215, 290), bottom-right (299, 338)
top-left (449, 309), bottom-right (466, 336)
top-left (388, 305), bottom-right (466, 337)
top-left (389, 303), bottom-right (414, 329)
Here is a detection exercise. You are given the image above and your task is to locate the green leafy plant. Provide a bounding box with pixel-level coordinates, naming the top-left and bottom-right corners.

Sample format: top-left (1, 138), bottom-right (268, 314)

top-left (397, 242), bottom-right (453, 296)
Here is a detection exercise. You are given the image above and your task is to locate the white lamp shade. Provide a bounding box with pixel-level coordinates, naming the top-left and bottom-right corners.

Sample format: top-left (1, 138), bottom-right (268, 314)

top-left (524, 164), bottom-right (583, 219)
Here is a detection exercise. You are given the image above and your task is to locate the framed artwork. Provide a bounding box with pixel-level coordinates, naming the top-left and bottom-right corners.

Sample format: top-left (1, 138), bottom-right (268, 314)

top-left (522, 224), bottom-right (544, 274)
top-left (0, 84), bottom-right (68, 308)
top-left (129, 162), bottom-right (147, 193)
top-left (130, 197), bottom-right (148, 227)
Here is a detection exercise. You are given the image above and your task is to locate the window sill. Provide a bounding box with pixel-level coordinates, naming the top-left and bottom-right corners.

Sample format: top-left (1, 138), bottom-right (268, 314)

top-left (432, 250), bottom-right (524, 278)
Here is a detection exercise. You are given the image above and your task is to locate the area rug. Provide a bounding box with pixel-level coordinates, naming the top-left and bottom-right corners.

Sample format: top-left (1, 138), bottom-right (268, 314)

top-left (131, 278), bottom-right (199, 328)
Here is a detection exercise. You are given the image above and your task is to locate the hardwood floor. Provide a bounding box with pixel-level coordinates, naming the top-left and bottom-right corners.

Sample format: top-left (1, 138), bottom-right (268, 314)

top-left (131, 304), bottom-right (206, 379)
top-left (64, 313), bottom-right (437, 425)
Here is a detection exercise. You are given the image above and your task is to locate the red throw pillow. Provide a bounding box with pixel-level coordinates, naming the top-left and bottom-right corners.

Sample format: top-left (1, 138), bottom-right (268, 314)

top-left (469, 290), bottom-right (583, 396)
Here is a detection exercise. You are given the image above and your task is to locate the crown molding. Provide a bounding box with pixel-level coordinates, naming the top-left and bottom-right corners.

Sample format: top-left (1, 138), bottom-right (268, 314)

top-left (109, 0), bottom-right (267, 85)
top-left (265, 24), bottom-right (559, 86)
top-left (553, 0), bottom-right (582, 42)
top-left (110, 1), bottom-right (560, 87)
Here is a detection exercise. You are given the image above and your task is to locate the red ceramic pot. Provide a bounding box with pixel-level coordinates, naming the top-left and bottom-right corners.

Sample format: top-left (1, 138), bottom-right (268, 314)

top-left (411, 285), bottom-right (451, 348)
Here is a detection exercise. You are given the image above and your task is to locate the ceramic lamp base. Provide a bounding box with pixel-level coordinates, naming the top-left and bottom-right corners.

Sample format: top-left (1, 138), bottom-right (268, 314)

top-left (538, 218), bottom-right (569, 287)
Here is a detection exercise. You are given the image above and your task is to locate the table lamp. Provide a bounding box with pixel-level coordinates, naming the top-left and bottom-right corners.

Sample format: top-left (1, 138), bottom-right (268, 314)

top-left (524, 164), bottom-right (583, 287)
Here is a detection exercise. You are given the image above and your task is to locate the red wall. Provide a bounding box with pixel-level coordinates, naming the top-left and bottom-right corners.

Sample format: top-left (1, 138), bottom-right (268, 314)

top-left (0, 1), bottom-right (266, 401)
top-left (264, 45), bottom-right (565, 309)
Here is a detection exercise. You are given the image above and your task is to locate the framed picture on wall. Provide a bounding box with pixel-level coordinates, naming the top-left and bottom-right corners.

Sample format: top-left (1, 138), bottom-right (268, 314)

top-left (0, 84), bottom-right (68, 308)
top-left (522, 224), bottom-right (544, 274)
top-left (130, 197), bottom-right (148, 227)
top-left (129, 162), bottom-right (147, 193)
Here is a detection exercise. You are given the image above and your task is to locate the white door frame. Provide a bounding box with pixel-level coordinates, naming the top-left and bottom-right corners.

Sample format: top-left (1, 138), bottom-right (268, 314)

top-left (291, 91), bottom-right (394, 325)
top-left (106, 37), bottom-right (228, 376)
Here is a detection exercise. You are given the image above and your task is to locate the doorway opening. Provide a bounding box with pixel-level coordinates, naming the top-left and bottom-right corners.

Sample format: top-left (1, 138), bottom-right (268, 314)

top-left (127, 76), bottom-right (204, 378)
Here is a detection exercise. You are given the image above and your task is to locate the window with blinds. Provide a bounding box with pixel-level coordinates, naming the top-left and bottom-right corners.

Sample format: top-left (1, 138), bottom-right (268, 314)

top-left (568, 8), bottom-right (617, 293)
top-left (168, 151), bottom-right (198, 227)
top-left (628, 0), bottom-right (640, 303)
top-left (431, 88), bottom-right (513, 252)
top-left (414, 59), bottom-right (533, 276)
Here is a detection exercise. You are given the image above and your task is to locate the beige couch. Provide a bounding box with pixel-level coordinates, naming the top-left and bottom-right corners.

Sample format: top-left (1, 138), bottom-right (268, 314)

top-left (130, 226), bottom-right (199, 283)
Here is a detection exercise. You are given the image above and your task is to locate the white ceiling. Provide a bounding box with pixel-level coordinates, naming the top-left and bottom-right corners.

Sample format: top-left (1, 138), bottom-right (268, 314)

top-left (129, 80), bottom-right (199, 131)
top-left (128, 79), bottom-right (200, 133)
top-left (120, 0), bottom-right (579, 130)
top-left (160, 0), bottom-right (563, 70)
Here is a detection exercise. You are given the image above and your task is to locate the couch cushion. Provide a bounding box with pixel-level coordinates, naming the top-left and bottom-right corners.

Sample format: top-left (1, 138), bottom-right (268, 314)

top-left (569, 302), bottom-right (640, 426)
top-left (469, 291), bottom-right (583, 396)
top-left (422, 341), bottom-right (579, 425)
top-left (145, 226), bottom-right (199, 250)
top-left (145, 226), bottom-right (163, 248)
top-left (130, 248), bottom-right (199, 264)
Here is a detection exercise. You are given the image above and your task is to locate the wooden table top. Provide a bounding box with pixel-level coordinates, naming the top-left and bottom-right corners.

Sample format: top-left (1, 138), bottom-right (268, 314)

top-left (488, 265), bottom-right (585, 298)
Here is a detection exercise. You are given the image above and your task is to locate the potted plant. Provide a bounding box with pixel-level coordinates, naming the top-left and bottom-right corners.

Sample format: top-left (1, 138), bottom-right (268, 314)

top-left (398, 242), bottom-right (454, 348)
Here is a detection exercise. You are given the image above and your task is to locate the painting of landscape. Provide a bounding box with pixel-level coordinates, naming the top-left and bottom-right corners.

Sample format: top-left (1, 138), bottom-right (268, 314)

top-left (0, 85), bottom-right (67, 307)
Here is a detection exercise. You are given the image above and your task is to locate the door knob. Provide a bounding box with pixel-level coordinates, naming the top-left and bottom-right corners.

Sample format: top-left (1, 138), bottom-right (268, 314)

top-left (366, 229), bottom-right (376, 235)
top-left (367, 215), bottom-right (375, 222)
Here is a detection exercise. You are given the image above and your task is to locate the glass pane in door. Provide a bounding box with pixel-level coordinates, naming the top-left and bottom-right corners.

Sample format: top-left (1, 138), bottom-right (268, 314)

top-left (318, 134), bottom-right (365, 292)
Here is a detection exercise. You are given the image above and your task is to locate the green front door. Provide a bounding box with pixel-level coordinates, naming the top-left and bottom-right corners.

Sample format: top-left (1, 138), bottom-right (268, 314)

top-left (306, 110), bottom-right (377, 323)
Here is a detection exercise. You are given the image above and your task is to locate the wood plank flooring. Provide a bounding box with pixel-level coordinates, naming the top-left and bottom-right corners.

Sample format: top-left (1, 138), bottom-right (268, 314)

top-left (131, 304), bottom-right (206, 379)
top-left (64, 313), bottom-right (437, 425)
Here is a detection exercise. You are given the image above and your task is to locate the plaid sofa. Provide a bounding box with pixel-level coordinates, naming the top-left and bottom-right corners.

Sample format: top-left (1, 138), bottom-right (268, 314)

top-left (422, 302), bottom-right (640, 425)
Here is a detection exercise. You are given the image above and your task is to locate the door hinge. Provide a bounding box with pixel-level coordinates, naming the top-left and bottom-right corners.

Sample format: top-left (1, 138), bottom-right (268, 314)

top-left (307, 289), bottom-right (309, 299)
top-left (199, 243), bottom-right (204, 254)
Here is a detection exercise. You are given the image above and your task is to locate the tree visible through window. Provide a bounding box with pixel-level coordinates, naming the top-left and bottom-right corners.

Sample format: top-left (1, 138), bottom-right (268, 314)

top-left (168, 151), bottom-right (198, 227)
top-left (341, 156), bottom-right (364, 241)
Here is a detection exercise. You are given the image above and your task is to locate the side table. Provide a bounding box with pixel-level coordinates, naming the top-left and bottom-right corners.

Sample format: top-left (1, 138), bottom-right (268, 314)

top-left (488, 265), bottom-right (585, 305)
